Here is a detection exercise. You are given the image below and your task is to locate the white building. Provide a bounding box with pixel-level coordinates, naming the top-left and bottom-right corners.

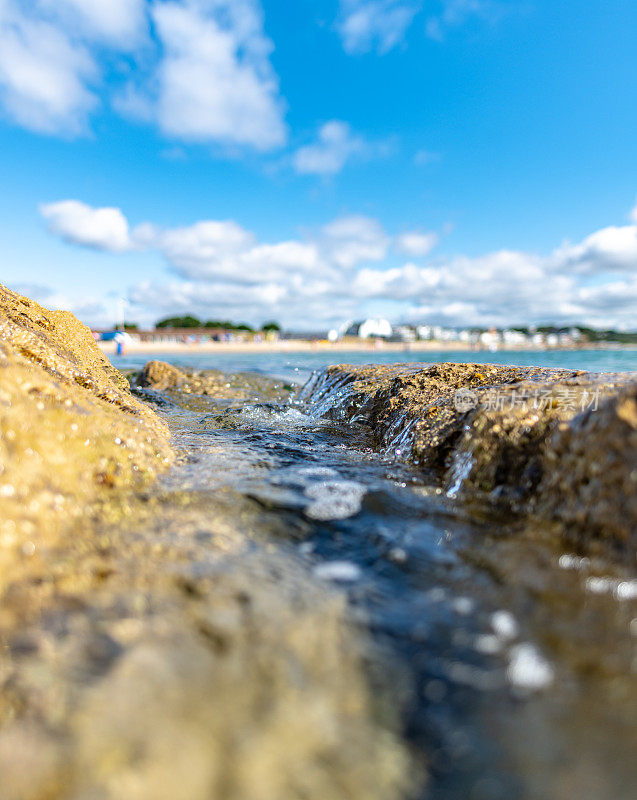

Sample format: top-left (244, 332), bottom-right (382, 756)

top-left (348, 318), bottom-right (393, 339)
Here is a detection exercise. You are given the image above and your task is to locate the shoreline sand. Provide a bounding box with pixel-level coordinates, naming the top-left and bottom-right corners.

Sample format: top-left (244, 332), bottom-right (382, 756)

top-left (97, 339), bottom-right (636, 356)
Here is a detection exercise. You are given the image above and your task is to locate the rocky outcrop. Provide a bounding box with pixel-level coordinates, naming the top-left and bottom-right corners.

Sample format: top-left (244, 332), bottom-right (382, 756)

top-left (0, 289), bottom-right (410, 800)
top-left (136, 359), bottom-right (225, 394)
top-left (0, 284), bottom-right (173, 565)
top-left (135, 360), bottom-right (295, 409)
top-left (301, 363), bottom-right (637, 554)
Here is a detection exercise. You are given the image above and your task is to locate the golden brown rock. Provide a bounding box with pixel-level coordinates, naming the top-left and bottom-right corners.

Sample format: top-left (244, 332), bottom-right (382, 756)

top-left (0, 284), bottom-right (172, 577)
top-left (0, 288), bottom-right (411, 800)
top-left (137, 359), bottom-right (248, 397)
top-left (303, 363), bottom-right (637, 554)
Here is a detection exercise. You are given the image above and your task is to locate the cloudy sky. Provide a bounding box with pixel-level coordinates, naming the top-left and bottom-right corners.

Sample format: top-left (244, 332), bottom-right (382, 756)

top-left (1, 0), bottom-right (636, 330)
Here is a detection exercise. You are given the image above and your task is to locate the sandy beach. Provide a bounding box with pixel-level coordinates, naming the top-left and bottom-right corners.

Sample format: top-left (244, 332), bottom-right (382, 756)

top-left (96, 338), bottom-right (632, 357)
top-left (97, 339), bottom-right (474, 355)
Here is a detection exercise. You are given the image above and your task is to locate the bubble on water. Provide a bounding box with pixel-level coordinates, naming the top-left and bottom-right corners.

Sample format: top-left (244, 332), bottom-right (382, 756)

top-left (388, 547), bottom-right (408, 564)
top-left (304, 480), bottom-right (366, 520)
top-left (474, 634), bottom-right (501, 655)
top-left (427, 587), bottom-right (446, 603)
top-left (313, 561), bottom-right (362, 583)
top-left (616, 580), bottom-right (637, 600)
top-left (296, 466), bottom-right (340, 481)
top-left (586, 576), bottom-right (614, 594)
top-left (506, 643), bottom-right (554, 690)
top-left (453, 597), bottom-right (475, 616)
top-left (558, 553), bottom-right (589, 570)
top-left (584, 575), bottom-right (637, 600)
top-left (491, 610), bottom-right (518, 640)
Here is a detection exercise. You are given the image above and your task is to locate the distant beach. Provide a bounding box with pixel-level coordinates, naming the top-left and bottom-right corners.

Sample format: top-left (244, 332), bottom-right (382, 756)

top-left (97, 338), bottom-right (635, 357)
top-left (98, 338), bottom-right (474, 355)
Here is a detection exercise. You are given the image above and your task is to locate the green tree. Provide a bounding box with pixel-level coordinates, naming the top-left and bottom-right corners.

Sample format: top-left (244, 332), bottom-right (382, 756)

top-left (113, 321), bottom-right (139, 331)
top-left (261, 321), bottom-right (281, 332)
top-left (156, 315), bottom-right (202, 329)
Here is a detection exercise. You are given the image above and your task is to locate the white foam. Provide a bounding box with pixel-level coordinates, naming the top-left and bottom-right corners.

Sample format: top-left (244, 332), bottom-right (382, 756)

top-left (586, 576), bottom-right (614, 594)
top-left (491, 610), bottom-right (518, 640)
top-left (446, 450), bottom-right (473, 498)
top-left (474, 634), bottom-right (501, 655)
top-left (295, 466), bottom-right (340, 481)
top-left (304, 480), bottom-right (366, 520)
top-left (313, 561), bottom-right (362, 583)
top-left (616, 580), bottom-right (637, 600)
top-left (453, 597), bottom-right (475, 616)
top-left (507, 643), bottom-right (554, 690)
top-left (558, 554), bottom-right (590, 570)
top-left (585, 576), bottom-right (637, 600)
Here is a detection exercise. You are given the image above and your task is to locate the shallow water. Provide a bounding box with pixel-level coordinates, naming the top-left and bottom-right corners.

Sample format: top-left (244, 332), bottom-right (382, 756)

top-left (115, 347), bottom-right (637, 384)
top-left (138, 369), bottom-right (636, 800)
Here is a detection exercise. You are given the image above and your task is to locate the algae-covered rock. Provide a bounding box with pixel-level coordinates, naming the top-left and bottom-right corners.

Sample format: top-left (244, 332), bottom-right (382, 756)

top-left (302, 363), bottom-right (637, 554)
top-left (0, 284), bottom-right (172, 566)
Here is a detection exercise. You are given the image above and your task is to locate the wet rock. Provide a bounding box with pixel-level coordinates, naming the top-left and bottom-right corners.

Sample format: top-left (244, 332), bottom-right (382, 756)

top-left (0, 283), bottom-right (173, 561)
top-left (301, 363), bottom-right (636, 554)
top-left (135, 360), bottom-right (293, 406)
top-left (137, 359), bottom-right (203, 392)
top-left (0, 289), bottom-right (412, 800)
top-left (137, 360), bottom-right (244, 397)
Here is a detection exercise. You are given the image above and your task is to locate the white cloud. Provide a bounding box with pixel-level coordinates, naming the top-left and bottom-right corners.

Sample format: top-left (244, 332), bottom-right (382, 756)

top-left (320, 215), bottom-right (390, 267)
top-left (145, 220), bottom-right (257, 278)
top-left (396, 231), bottom-right (439, 256)
top-left (40, 200), bottom-right (135, 253)
top-left (292, 121), bottom-right (370, 176)
top-left (630, 201), bottom-right (637, 225)
top-left (553, 224), bottom-right (637, 274)
top-left (39, 0), bottom-right (147, 48)
top-left (426, 0), bottom-right (502, 41)
top-left (0, 0), bottom-right (287, 150)
top-left (0, 1), bottom-right (97, 134)
top-left (153, 224), bottom-right (322, 283)
top-left (148, 0), bottom-right (286, 150)
top-left (337, 1), bottom-right (419, 54)
top-left (40, 199), bottom-right (637, 330)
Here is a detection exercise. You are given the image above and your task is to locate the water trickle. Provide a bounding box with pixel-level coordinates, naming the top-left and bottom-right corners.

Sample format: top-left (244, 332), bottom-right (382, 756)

top-left (144, 366), bottom-right (636, 800)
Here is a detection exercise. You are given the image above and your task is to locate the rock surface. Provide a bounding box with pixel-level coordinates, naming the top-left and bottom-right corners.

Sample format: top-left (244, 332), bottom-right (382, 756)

top-left (300, 363), bottom-right (637, 555)
top-left (136, 359), bottom-right (290, 400)
top-left (0, 284), bottom-right (172, 571)
top-left (0, 289), bottom-right (410, 800)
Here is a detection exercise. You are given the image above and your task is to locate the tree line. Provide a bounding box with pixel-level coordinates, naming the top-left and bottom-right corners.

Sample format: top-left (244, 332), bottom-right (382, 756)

top-left (154, 315), bottom-right (281, 333)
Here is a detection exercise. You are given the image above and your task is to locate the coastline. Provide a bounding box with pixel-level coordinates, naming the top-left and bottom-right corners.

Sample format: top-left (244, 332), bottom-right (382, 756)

top-left (97, 339), bottom-right (637, 356)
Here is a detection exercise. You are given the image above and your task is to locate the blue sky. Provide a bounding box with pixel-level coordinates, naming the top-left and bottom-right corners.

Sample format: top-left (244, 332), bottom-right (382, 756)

top-left (0, 0), bottom-right (635, 330)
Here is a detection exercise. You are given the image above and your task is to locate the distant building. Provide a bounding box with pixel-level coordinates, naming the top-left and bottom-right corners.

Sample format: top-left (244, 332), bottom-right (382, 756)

top-left (394, 325), bottom-right (417, 342)
top-left (345, 318), bottom-right (393, 339)
top-left (417, 325), bottom-right (433, 340)
top-left (502, 329), bottom-right (529, 346)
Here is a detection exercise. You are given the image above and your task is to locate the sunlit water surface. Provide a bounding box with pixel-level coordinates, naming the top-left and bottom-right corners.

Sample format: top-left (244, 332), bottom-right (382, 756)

top-left (115, 347), bottom-right (637, 385)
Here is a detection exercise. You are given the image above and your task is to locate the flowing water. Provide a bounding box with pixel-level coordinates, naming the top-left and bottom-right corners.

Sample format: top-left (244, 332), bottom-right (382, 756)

top-left (134, 366), bottom-right (637, 800)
